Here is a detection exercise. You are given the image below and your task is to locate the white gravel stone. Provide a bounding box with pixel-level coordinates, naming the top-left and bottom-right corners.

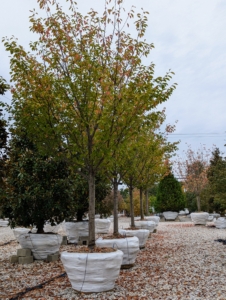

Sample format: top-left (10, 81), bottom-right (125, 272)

top-left (1, 218), bottom-right (226, 299)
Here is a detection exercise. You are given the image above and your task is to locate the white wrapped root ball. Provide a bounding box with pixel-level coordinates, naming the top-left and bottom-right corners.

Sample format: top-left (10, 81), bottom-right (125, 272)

top-left (61, 250), bottom-right (123, 293)
top-left (65, 221), bottom-right (88, 243)
top-left (119, 229), bottom-right (149, 248)
top-left (95, 218), bottom-right (111, 234)
top-left (0, 219), bottom-right (9, 227)
top-left (44, 222), bottom-right (61, 233)
top-left (134, 220), bottom-right (156, 232)
top-left (214, 217), bottom-right (226, 229)
top-left (145, 216), bottom-right (160, 224)
top-left (190, 212), bottom-right (209, 225)
top-left (13, 228), bottom-right (30, 241)
top-left (96, 236), bottom-right (139, 266)
top-left (17, 233), bottom-right (62, 260)
top-left (163, 211), bottom-right (178, 221)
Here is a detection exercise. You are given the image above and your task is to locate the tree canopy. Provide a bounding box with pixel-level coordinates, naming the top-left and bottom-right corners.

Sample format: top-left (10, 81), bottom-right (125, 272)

top-left (1, 130), bottom-right (76, 232)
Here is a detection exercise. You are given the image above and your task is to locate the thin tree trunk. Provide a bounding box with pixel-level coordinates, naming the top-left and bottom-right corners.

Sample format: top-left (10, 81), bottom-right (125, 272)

top-left (76, 209), bottom-right (84, 222)
top-left (129, 179), bottom-right (135, 227)
top-left (36, 221), bottom-right (45, 234)
top-left (145, 189), bottom-right (149, 216)
top-left (196, 195), bottom-right (201, 212)
top-left (113, 176), bottom-right (119, 235)
top-left (140, 188), bottom-right (144, 220)
top-left (88, 170), bottom-right (95, 248)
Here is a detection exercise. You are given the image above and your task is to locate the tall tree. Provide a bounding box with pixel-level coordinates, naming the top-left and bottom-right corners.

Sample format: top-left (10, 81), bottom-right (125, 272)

top-left (136, 130), bottom-right (178, 219)
top-left (206, 148), bottom-right (226, 212)
top-left (3, 0), bottom-right (176, 246)
top-left (176, 145), bottom-right (210, 211)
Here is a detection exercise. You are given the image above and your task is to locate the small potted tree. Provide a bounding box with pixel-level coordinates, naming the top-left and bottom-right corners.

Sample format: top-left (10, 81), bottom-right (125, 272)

top-left (155, 172), bottom-right (185, 221)
top-left (190, 212), bottom-right (209, 225)
top-left (1, 131), bottom-right (75, 259)
top-left (119, 228), bottom-right (149, 249)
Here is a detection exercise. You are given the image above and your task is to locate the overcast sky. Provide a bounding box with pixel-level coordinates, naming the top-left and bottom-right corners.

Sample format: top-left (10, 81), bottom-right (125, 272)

top-left (1, 0), bottom-right (226, 159)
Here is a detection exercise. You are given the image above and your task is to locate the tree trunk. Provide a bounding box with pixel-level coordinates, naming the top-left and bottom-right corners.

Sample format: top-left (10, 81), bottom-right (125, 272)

top-left (113, 176), bottom-right (119, 235)
top-left (196, 195), bottom-right (201, 212)
top-left (36, 220), bottom-right (45, 233)
top-left (129, 179), bottom-right (135, 227)
top-left (76, 209), bottom-right (84, 222)
top-left (145, 189), bottom-right (149, 216)
top-left (140, 188), bottom-right (144, 220)
top-left (88, 170), bottom-right (95, 248)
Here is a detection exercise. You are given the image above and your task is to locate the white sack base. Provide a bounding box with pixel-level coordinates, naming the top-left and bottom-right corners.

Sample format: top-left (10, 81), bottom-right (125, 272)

top-left (61, 250), bottom-right (123, 293)
top-left (214, 217), bottom-right (226, 229)
top-left (190, 212), bottom-right (209, 225)
top-left (210, 213), bottom-right (220, 218)
top-left (96, 236), bottom-right (139, 265)
top-left (13, 228), bottom-right (31, 241)
top-left (0, 219), bottom-right (9, 227)
top-left (95, 219), bottom-right (111, 234)
top-left (119, 229), bottom-right (149, 248)
top-left (59, 221), bottom-right (67, 236)
top-left (44, 222), bottom-right (62, 233)
top-left (17, 233), bottom-right (62, 260)
top-left (179, 210), bottom-right (186, 215)
top-left (65, 222), bottom-right (89, 243)
top-left (145, 216), bottom-right (160, 224)
top-left (163, 211), bottom-right (179, 220)
top-left (134, 220), bottom-right (156, 232)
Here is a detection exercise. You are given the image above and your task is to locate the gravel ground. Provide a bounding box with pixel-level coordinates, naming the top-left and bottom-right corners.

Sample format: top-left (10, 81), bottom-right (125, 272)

top-left (1, 218), bottom-right (226, 299)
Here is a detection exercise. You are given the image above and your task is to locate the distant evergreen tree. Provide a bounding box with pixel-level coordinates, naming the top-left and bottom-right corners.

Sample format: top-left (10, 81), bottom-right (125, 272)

top-left (155, 172), bottom-right (185, 212)
top-left (206, 148), bottom-right (226, 213)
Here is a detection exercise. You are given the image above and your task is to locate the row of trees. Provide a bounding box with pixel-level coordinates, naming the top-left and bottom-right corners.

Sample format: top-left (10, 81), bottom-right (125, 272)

top-left (140, 145), bottom-right (226, 215)
top-left (121, 171), bottom-right (185, 215)
top-left (0, 112), bottom-right (176, 229)
top-left (0, 0), bottom-right (178, 247)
